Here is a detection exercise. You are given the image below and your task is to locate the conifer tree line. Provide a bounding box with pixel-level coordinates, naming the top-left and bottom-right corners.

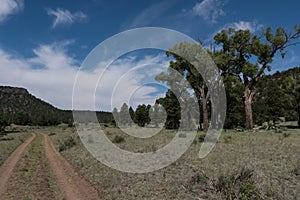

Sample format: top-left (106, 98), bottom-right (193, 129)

top-left (115, 25), bottom-right (300, 130)
top-left (112, 103), bottom-right (166, 128)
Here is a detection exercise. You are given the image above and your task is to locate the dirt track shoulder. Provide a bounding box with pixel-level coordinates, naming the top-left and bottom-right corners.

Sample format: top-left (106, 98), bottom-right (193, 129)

top-left (0, 134), bottom-right (35, 196)
top-left (44, 133), bottom-right (100, 200)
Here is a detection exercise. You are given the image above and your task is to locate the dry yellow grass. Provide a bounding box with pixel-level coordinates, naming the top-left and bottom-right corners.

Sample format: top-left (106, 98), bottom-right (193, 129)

top-left (46, 126), bottom-right (300, 199)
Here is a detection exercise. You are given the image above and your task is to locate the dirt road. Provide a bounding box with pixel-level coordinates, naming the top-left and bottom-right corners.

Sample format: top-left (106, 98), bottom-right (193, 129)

top-left (44, 133), bottom-right (99, 200)
top-left (0, 133), bottom-right (100, 200)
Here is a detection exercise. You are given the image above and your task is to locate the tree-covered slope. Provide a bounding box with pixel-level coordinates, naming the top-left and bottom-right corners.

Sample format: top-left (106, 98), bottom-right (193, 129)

top-left (253, 67), bottom-right (300, 125)
top-left (0, 86), bottom-right (113, 125)
top-left (0, 86), bottom-right (71, 125)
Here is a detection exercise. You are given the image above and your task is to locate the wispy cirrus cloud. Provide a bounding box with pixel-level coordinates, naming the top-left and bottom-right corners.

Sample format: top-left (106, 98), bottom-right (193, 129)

top-left (192, 0), bottom-right (226, 24)
top-left (0, 0), bottom-right (24, 23)
top-left (122, 0), bottom-right (178, 29)
top-left (47, 8), bottom-right (88, 28)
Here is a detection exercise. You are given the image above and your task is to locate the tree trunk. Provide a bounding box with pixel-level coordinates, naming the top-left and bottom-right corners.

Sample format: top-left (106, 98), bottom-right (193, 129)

top-left (202, 100), bottom-right (209, 132)
top-left (200, 86), bottom-right (209, 132)
top-left (243, 87), bottom-right (254, 129)
top-left (195, 91), bottom-right (202, 127)
top-left (297, 103), bottom-right (300, 128)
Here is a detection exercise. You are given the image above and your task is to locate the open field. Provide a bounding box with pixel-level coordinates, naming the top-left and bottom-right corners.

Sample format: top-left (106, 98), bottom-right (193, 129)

top-left (45, 125), bottom-right (300, 199)
top-left (0, 125), bottom-right (299, 199)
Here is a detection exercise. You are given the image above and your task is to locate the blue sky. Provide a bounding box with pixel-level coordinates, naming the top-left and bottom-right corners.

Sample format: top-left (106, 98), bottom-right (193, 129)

top-left (0, 0), bottom-right (300, 111)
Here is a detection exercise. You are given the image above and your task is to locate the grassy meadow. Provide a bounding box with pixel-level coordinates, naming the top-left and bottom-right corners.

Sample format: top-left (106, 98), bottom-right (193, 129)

top-left (42, 124), bottom-right (300, 199)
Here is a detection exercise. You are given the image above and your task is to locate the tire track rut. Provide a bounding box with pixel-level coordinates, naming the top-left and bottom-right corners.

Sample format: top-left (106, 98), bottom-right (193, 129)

top-left (0, 133), bottom-right (100, 200)
top-left (0, 134), bottom-right (35, 196)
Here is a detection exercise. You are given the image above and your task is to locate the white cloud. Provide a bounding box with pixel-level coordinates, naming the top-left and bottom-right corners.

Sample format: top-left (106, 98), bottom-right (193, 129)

top-left (81, 54), bottom-right (169, 111)
top-left (0, 43), bottom-right (169, 111)
top-left (225, 21), bottom-right (263, 32)
top-left (203, 21), bottom-right (264, 47)
top-left (0, 41), bottom-right (78, 109)
top-left (29, 40), bottom-right (78, 70)
top-left (192, 0), bottom-right (226, 24)
top-left (0, 0), bottom-right (23, 23)
top-left (47, 8), bottom-right (88, 28)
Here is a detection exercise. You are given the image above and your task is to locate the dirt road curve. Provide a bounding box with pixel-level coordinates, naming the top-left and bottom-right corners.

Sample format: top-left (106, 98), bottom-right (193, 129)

top-left (0, 134), bottom-right (35, 196)
top-left (44, 133), bottom-right (100, 200)
top-left (0, 133), bottom-right (100, 200)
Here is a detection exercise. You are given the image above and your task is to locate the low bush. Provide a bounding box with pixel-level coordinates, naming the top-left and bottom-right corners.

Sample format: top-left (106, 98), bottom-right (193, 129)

top-left (112, 135), bottom-right (125, 143)
top-left (48, 132), bottom-right (56, 136)
top-left (283, 132), bottom-right (291, 138)
top-left (19, 167), bottom-right (29, 172)
top-left (189, 171), bottom-right (209, 185)
top-left (0, 137), bottom-right (14, 141)
top-left (216, 167), bottom-right (261, 200)
top-left (178, 132), bottom-right (186, 138)
top-left (224, 135), bottom-right (233, 144)
top-left (59, 136), bottom-right (76, 152)
top-left (291, 161), bottom-right (300, 176)
top-left (198, 133), bottom-right (206, 143)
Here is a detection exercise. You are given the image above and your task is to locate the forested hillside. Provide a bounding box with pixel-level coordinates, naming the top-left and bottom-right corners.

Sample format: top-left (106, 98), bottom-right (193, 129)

top-left (0, 86), bottom-right (113, 126)
top-left (253, 67), bottom-right (300, 126)
top-left (0, 86), bottom-right (69, 125)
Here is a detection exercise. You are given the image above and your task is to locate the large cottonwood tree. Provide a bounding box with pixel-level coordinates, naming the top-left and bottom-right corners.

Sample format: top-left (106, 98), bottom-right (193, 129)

top-left (214, 26), bottom-right (300, 129)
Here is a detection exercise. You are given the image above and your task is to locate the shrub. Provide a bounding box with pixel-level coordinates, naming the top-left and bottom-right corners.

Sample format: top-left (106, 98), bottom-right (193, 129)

top-left (185, 170), bottom-right (210, 193)
top-left (48, 132), bottom-right (56, 136)
top-left (0, 131), bottom-right (7, 137)
top-left (283, 132), bottom-right (290, 138)
top-left (276, 128), bottom-right (282, 133)
top-left (0, 118), bottom-right (8, 133)
top-left (112, 135), bottom-right (125, 143)
top-left (19, 167), bottom-right (29, 172)
top-left (178, 132), bottom-right (186, 138)
top-left (216, 167), bottom-right (261, 200)
top-left (198, 133), bottom-right (206, 143)
top-left (266, 186), bottom-right (279, 199)
top-left (291, 161), bottom-right (300, 176)
top-left (224, 135), bottom-right (233, 144)
top-left (59, 136), bottom-right (76, 152)
top-left (0, 137), bottom-right (14, 141)
top-left (216, 175), bottom-right (235, 198)
top-left (189, 171), bottom-right (208, 185)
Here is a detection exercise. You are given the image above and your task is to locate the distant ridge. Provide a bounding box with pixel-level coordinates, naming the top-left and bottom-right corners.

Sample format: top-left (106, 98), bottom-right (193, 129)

top-left (0, 86), bottom-right (112, 125)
